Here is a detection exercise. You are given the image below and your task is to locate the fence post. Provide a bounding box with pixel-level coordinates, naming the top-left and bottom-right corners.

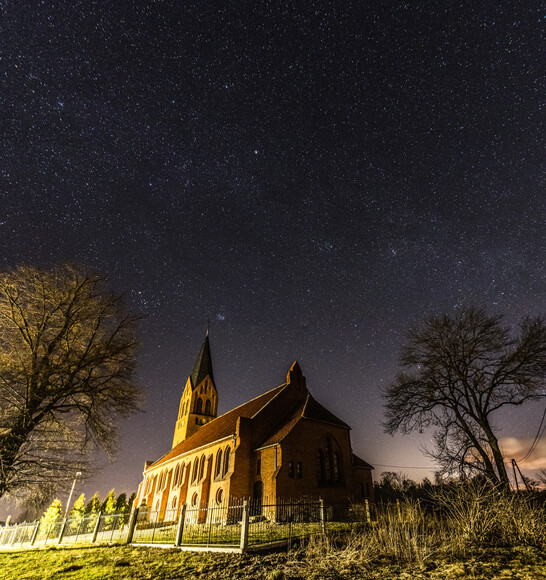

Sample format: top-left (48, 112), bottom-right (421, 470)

top-left (175, 504), bottom-right (186, 547)
top-left (319, 499), bottom-right (326, 534)
top-left (30, 521), bottom-right (41, 546)
top-left (126, 507), bottom-right (139, 544)
top-left (91, 512), bottom-right (102, 544)
top-left (239, 500), bottom-right (249, 553)
top-left (0, 523), bottom-right (9, 546)
top-left (365, 499), bottom-right (371, 524)
top-left (57, 518), bottom-right (68, 545)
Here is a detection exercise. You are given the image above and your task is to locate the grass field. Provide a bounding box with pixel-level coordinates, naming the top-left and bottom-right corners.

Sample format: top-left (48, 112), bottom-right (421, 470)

top-left (0, 543), bottom-right (545, 580)
top-left (1, 485), bottom-right (545, 579)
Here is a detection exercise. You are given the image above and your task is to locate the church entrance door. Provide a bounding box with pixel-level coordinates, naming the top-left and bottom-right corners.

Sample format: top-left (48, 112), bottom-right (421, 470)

top-left (251, 481), bottom-right (263, 515)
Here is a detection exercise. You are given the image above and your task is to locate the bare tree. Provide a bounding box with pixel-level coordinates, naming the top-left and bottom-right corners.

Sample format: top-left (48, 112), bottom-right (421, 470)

top-left (0, 264), bottom-right (142, 500)
top-left (383, 307), bottom-right (546, 487)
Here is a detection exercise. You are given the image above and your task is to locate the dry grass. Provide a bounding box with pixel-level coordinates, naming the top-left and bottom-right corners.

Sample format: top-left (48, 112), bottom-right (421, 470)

top-left (284, 485), bottom-right (546, 579)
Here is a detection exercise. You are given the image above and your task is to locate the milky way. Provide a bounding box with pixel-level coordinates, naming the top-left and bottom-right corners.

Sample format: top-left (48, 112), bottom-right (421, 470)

top-left (1, 1), bottom-right (545, 501)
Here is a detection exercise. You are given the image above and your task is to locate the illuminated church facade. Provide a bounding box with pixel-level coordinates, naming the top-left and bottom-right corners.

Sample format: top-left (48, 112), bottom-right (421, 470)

top-left (135, 335), bottom-right (374, 513)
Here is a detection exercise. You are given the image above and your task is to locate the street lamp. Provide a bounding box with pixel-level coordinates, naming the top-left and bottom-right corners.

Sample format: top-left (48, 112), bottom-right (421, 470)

top-left (65, 471), bottom-right (82, 517)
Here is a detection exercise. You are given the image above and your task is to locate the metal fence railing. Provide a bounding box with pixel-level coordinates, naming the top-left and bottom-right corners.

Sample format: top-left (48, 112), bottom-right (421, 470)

top-left (247, 499), bottom-right (323, 546)
top-left (0, 498), bottom-right (373, 552)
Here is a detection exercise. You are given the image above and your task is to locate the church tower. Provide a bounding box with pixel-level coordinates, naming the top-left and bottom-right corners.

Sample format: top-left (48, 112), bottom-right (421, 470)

top-left (172, 333), bottom-right (218, 448)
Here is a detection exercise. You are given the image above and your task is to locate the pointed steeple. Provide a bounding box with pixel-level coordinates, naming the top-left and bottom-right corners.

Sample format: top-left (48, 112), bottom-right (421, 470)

top-left (172, 333), bottom-right (219, 448)
top-left (190, 333), bottom-right (215, 389)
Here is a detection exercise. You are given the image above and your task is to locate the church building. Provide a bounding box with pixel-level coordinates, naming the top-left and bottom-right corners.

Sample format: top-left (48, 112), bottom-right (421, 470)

top-left (135, 335), bottom-right (374, 514)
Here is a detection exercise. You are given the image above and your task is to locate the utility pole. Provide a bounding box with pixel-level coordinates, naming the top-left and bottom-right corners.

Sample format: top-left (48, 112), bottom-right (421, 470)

top-left (65, 472), bottom-right (82, 517)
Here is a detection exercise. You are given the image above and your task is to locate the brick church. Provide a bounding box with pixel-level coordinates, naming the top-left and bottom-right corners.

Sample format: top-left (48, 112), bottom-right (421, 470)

top-left (135, 335), bottom-right (373, 513)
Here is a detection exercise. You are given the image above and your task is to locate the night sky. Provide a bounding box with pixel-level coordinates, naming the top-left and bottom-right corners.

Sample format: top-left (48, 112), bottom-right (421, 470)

top-left (1, 1), bottom-right (545, 507)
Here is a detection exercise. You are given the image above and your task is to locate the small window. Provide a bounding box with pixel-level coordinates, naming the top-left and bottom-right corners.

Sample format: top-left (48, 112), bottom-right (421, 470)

top-left (172, 496), bottom-right (177, 509)
top-left (205, 399), bottom-right (212, 415)
top-left (191, 492), bottom-right (198, 507)
top-left (296, 462), bottom-right (302, 478)
top-left (288, 461), bottom-right (294, 478)
top-left (256, 459), bottom-right (261, 475)
top-left (216, 488), bottom-right (224, 505)
top-left (196, 398), bottom-right (203, 414)
top-left (198, 455), bottom-right (205, 480)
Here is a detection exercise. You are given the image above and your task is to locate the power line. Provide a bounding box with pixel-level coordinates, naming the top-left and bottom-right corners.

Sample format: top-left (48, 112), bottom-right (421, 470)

top-left (373, 463), bottom-right (433, 470)
top-left (518, 405), bottom-right (546, 463)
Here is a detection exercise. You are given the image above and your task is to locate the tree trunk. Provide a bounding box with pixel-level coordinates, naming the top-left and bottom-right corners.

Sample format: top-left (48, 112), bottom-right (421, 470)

top-left (487, 433), bottom-right (510, 488)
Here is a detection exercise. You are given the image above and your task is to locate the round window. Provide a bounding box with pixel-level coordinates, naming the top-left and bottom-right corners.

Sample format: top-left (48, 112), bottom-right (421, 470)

top-left (216, 488), bottom-right (224, 505)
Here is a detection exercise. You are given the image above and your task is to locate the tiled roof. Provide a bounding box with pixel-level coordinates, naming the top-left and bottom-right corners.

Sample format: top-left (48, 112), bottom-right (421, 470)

top-left (151, 383), bottom-right (287, 468)
top-left (255, 394), bottom-right (350, 449)
top-left (353, 454), bottom-right (374, 470)
top-left (256, 399), bottom-right (306, 449)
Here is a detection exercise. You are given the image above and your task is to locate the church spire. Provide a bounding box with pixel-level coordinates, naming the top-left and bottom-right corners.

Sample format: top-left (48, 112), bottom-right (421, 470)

top-left (172, 332), bottom-right (218, 448)
top-left (190, 333), bottom-right (215, 389)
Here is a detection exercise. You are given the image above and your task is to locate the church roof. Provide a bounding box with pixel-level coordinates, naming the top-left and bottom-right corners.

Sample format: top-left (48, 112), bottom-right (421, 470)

top-left (352, 454), bottom-right (374, 470)
top-left (256, 393), bottom-right (350, 449)
top-left (190, 334), bottom-right (214, 388)
top-left (151, 383), bottom-right (287, 468)
top-left (302, 395), bottom-right (350, 429)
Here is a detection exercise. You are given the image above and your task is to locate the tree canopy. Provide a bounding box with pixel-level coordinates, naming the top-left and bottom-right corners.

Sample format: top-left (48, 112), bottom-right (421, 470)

top-left (383, 307), bottom-right (546, 487)
top-left (0, 264), bottom-right (142, 499)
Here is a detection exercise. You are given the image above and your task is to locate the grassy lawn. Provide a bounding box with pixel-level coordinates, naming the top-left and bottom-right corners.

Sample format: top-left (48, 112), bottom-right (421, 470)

top-left (0, 544), bottom-right (545, 579)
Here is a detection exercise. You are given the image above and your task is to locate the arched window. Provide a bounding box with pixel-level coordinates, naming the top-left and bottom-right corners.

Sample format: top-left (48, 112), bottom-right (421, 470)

top-left (179, 462), bottom-right (186, 486)
top-left (215, 448), bottom-right (223, 478)
top-left (317, 436), bottom-right (343, 485)
top-left (333, 451), bottom-right (341, 482)
top-left (198, 455), bottom-right (205, 480)
top-left (158, 470), bottom-right (165, 490)
top-left (316, 449), bottom-right (325, 483)
top-left (172, 496), bottom-right (177, 509)
top-left (173, 465), bottom-right (180, 488)
top-left (324, 437), bottom-right (333, 482)
top-left (196, 398), bottom-right (203, 414)
top-left (192, 457), bottom-right (199, 483)
top-left (205, 399), bottom-right (212, 415)
top-left (223, 446), bottom-right (231, 475)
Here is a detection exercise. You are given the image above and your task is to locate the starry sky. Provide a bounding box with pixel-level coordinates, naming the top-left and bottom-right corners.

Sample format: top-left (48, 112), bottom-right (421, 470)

top-left (1, 1), bottom-right (545, 507)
